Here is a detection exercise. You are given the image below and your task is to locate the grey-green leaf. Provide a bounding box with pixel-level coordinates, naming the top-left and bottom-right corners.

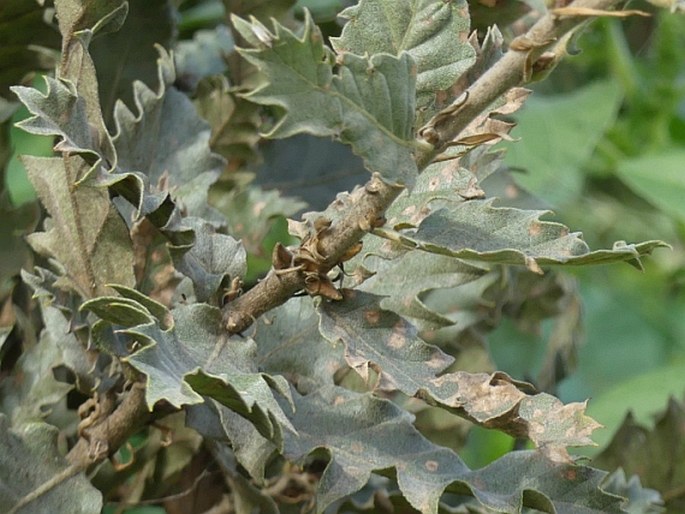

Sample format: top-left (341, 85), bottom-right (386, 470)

top-left (22, 156), bottom-right (135, 297)
top-left (358, 251), bottom-right (487, 330)
top-left (317, 290), bottom-right (453, 394)
top-left (378, 199), bottom-right (667, 272)
top-left (0, 416), bottom-right (102, 514)
top-left (168, 217), bottom-right (247, 304)
top-left (111, 47), bottom-right (225, 223)
top-left (89, 301), bottom-right (292, 442)
top-left (282, 386), bottom-right (625, 514)
top-left (254, 297), bottom-right (346, 391)
top-left (233, 12), bottom-right (419, 185)
top-left (332, 0), bottom-right (476, 106)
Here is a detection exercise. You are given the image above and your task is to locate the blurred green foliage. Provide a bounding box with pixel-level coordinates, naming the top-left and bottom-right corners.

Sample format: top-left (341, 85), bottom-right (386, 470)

top-left (495, 10), bottom-right (685, 464)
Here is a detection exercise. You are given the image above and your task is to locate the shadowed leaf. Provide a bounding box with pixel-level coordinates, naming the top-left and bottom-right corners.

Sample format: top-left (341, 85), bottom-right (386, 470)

top-left (89, 0), bottom-right (175, 125)
top-left (0, 1), bottom-right (60, 98)
top-left (593, 398), bottom-right (685, 512)
top-left (0, 416), bottom-right (102, 514)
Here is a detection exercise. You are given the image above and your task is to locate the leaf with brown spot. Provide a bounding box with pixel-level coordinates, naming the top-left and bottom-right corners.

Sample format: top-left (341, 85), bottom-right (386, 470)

top-left (317, 290), bottom-right (453, 394)
top-left (419, 371), bottom-right (603, 461)
top-left (277, 385), bottom-right (625, 514)
top-left (377, 199), bottom-right (667, 270)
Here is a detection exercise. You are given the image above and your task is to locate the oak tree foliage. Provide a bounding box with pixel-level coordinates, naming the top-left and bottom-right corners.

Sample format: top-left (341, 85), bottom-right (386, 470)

top-left (0, 0), bottom-right (672, 513)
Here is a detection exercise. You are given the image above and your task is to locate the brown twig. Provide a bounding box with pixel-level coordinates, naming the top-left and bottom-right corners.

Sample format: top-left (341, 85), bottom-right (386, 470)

top-left (221, 0), bottom-right (624, 334)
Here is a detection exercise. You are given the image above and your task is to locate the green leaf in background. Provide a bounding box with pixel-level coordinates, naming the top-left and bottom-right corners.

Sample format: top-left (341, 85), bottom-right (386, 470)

top-left (212, 185), bottom-right (305, 255)
top-left (224, 0), bottom-right (297, 23)
top-left (379, 199), bottom-right (667, 271)
top-left (593, 398), bottom-right (685, 513)
top-left (615, 150), bottom-right (685, 223)
top-left (21, 156), bottom-right (135, 297)
top-left (52, 0), bottom-right (128, 39)
top-left (173, 25), bottom-right (234, 92)
top-left (0, 321), bottom-right (73, 427)
top-left (89, 0), bottom-right (175, 125)
top-left (601, 469), bottom-right (663, 514)
top-left (578, 361), bottom-right (685, 454)
top-left (195, 76), bottom-right (263, 163)
top-left (0, 416), bottom-right (102, 514)
top-left (317, 290), bottom-right (454, 394)
top-left (0, 196), bottom-right (38, 291)
top-left (296, 0), bottom-right (344, 22)
top-left (0, 1), bottom-right (60, 98)
top-left (331, 0), bottom-right (475, 107)
top-left (232, 12), bottom-right (419, 186)
top-left (503, 80), bottom-right (622, 206)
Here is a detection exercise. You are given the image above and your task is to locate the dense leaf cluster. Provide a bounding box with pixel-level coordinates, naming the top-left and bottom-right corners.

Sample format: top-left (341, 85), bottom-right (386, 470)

top-left (0, 1), bottom-right (676, 513)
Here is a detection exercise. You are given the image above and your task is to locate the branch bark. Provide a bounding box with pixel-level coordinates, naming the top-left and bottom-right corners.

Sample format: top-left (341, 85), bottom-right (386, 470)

top-left (221, 0), bottom-right (623, 333)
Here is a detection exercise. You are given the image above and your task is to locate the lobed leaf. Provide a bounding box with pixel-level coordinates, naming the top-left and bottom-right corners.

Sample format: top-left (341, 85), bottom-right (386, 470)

top-left (22, 156), bottom-right (135, 297)
top-left (232, 12), bottom-right (419, 186)
top-left (317, 290), bottom-right (453, 394)
top-left (167, 217), bottom-right (247, 304)
top-left (420, 371), bottom-right (603, 462)
top-left (601, 469), bottom-right (664, 514)
top-left (282, 385), bottom-right (625, 513)
top-left (12, 76), bottom-right (113, 164)
top-left (83, 299), bottom-right (294, 443)
top-left (253, 297), bottom-right (347, 391)
top-left (186, 400), bottom-right (279, 480)
top-left (89, 0), bottom-right (175, 124)
top-left (331, 0), bottom-right (475, 107)
top-left (357, 251), bottom-right (488, 331)
top-left (109, 47), bottom-right (225, 225)
top-left (377, 199), bottom-right (667, 273)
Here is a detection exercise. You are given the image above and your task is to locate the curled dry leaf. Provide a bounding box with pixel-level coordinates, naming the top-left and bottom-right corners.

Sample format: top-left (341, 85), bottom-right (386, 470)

top-left (420, 371), bottom-right (603, 462)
